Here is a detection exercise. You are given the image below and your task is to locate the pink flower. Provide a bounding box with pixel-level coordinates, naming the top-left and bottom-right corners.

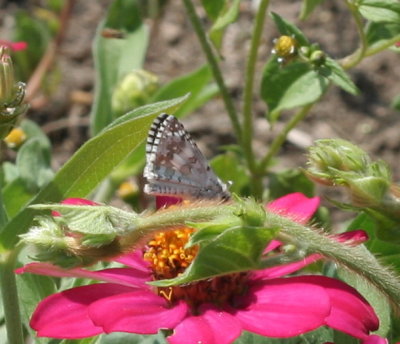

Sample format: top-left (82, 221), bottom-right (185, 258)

top-left (0, 40), bottom-right (28, 51)
top-left (16, 194), bottom-right (384, 344)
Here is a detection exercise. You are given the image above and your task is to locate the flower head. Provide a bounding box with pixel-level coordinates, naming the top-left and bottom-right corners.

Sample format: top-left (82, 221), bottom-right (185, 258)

top-left (17, 194), bottom-right (384, 344)
top-left (272, 35), bottom-right (298, 63)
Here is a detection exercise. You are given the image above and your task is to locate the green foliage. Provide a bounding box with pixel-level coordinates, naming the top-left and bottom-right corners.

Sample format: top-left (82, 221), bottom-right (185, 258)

top-left (359, 0), bottom-right (400, 23)
top-left (261, 59), bottom-right (328, 122)
top-left (299, 0), bottom-right (326, 20)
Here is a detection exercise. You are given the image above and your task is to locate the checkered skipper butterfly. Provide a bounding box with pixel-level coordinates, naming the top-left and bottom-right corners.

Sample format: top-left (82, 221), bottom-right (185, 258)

top-left (144, 113), bottom-right (231, 200)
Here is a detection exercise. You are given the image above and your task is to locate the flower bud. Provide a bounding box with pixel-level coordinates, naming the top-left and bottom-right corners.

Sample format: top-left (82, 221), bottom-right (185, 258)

top-left (271, 35), bottom-right (298, 63)
top-left (307, 138), bottom-right (392, 209)
top-left (111, 69), bottom-right (159, 117)
top-left (4, 127), bottom-right (26, 148)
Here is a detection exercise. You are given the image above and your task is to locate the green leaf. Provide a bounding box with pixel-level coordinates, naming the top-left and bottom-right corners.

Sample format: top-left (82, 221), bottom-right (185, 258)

top-left (323, 57), bottom-right (359, 95)
top-left (348, 213), bottom-right (400, 270)
top-left (152, 65), bottom-right (217, 118)
top-left (236, 327), bottom-right (333, 343)
top-left (359, 0), bottom-right (400, 23)
top-left (270, 12), bottom-right (309, 46)
top-left (261, 59), bottom-right (328, 122)
top-left (152, 225), bottom-right (278, 286)
top-left (209, 0), bottom-right (241, 45)
top-left (201, 0), bottom-right (225, 19)
top-left (90, 0), bottom-right (149, 134)
top-left (16, 138), bottom-right (54, 192)
top-left (366, 21), bottom-right (400, 53)
top-left (0, 96), bottom-right (187, 250)
top-left (210, 153), bottom-right (250, 195)
top-left (300, 0), bottom-right (326, 20)
top-left (20, 119), bottom-right (52, 152)
top-left (268, 169), bottom-right (315, 199)
top-left (2, 178), bottom-right (34, 218)
top-left (99, 331), bottom-right (166, 344)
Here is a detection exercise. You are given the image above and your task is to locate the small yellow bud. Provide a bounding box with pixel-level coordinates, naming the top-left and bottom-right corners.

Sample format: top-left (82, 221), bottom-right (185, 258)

top-left (4, 127), bottom-right (26, 148)
top-left (117, 181), bottom-right (138, 200)
top-left (272, 35), bottom-right (298, 63)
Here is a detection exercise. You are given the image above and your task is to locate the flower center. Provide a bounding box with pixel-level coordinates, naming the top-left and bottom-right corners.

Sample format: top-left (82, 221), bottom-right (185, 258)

top-left (143, 227), bottom-right (249, 312)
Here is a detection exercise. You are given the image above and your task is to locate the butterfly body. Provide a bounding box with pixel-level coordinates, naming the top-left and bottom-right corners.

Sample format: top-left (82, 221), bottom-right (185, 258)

top-left (144, 113), bottom-right (230, 200)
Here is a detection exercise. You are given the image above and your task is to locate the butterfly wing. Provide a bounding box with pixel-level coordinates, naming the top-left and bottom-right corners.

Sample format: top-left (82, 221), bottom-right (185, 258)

top-left (144, 113), bottom-right (230, 200)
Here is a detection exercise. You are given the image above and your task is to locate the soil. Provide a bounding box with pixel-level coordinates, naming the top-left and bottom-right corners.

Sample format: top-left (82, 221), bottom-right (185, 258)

top-left (1, 1), bottom-right (400, 218)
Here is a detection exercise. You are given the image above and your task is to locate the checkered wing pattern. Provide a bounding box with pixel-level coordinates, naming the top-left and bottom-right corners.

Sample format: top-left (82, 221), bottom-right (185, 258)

top-left (144, 113), bottom-right (230, 200)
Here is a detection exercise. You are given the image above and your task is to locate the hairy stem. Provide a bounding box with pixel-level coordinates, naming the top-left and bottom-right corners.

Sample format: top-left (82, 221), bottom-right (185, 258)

top-left (182, 0), bottom-right (242, 141)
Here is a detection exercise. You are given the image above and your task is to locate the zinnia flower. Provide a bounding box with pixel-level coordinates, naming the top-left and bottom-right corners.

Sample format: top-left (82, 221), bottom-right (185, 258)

top-left (16, 193), bottom-right (385, 344)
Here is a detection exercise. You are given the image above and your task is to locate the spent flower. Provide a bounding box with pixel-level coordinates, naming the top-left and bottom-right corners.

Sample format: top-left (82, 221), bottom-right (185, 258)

top-left (0, 46), bottom-right (28, 138)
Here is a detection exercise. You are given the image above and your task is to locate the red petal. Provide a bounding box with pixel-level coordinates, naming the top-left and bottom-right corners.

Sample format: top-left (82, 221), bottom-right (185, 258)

top-left (88, 290), bottom-right (188, 334)
top-left (31, 283), bottom-right (133, 339)
top-left (266, 192), bottom-right (320, 224)
top-left (168, 305), bottom-right (242, 344)
top-left (234, 276), bottom-right (331, 337)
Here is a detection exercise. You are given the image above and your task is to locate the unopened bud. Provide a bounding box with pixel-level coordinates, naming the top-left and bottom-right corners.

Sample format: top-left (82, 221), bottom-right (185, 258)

top-left (112, 69), bottom-right (159, 117)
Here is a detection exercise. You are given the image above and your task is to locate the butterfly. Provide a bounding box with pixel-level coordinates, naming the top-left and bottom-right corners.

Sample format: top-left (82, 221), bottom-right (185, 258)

top-left (144, 113), bottom-right (231, 200)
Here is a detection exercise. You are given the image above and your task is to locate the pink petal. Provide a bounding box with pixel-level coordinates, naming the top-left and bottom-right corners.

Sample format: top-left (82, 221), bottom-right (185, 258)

top-left (10, 41), bottom-right (28, 51)
top-left (333, 230), bottom-right (368, 245)
top-left (363, 335), bottom-right (388, 344)
top-left (61, 198), bottom-right (98, 206)
top-left (234, 276), bottom-right (331, 337)
top-left (253, 253), bottom-right (322, 279)
top-left (88, 290), bottom-right (188, 334)
top-left (31, 283), bottom-right (133, 339)
top-left (267, 192), bottom-right (320, 224)
top-left (168, 305), bottom-right (242, 344)
top-left (52, 198), bottom-right (98, 216)
top-left (0, 40), bottom-right (28, 51)
top-left (17, 262), bottom-right (150, 288)
top-left (113, 250), bottom-right (150, 273)
top-left (304, 275), bottom-right (379, 339)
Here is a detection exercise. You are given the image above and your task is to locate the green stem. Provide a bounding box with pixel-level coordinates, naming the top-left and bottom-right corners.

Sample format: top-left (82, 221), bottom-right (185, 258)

top-left (258, 103), bottom-right (313, 174)
top-left (182, 0), bottom-right (242, 142)
top-left (242, 0), bottom-right (270, 175)
top-left (365, 33), bottom-right (400, 57)
top-left (0, 249), bottom-right (24, 344)
top-left (340, 0), bottom-right (368, 69)
top-left (268, 211), bottom-right (400, 308)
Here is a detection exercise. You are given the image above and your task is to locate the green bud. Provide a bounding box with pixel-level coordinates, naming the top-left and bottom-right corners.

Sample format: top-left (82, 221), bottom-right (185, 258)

top-left (0, 46), bottom-right (28, 139)
top-left (111, 69), bottom-right (159, 117)
top-left (310, 50), bottom-right (326, 66)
